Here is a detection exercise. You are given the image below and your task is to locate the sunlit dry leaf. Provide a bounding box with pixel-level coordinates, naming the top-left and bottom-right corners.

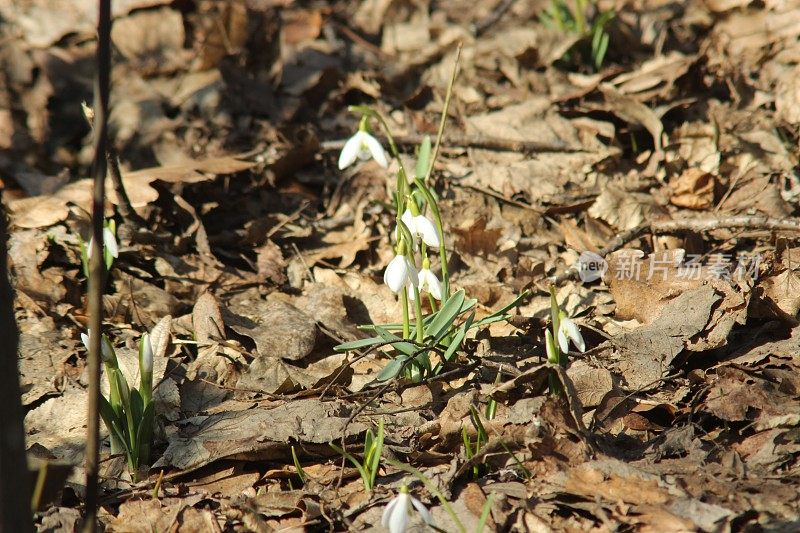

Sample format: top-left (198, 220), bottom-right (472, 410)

top-left (588, 184), bottom-right (669, 231)
top-left (107, 499), bottom-right (182, 533)
top-left (755, 246), bottom-right (800, 319)
top-left (156, 399), bottom-right (366, 471)
top-left (610, 51), bottom-right (696, 101)
top-left (610, 285), bottom-right (719, 390)
top-left (0, 0), bottom-right (163, 48)
top-left (111, 7), bottom-right (186, 74)
top-left (463, 99), bottom-right (611, 202)
top-left (227, 298), bottom-right (317, 361)
top-left (669, 168), bottom-right (716, 209)
top-left (600, 83), bottom-right (664, 155)
top-left (566, 360), bottom-right (613, 408)
top-left (24, 387), bottom-right (89, 466)
top-left (7, 155), bottom-right (257, 228)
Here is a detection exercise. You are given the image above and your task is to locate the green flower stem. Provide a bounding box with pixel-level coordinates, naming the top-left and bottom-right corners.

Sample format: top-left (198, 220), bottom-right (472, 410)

top-left (575, 0), bottom-right (587, 34)
top-left (548, 286), bottom-right (565, 396)
top-left (549, 286), bottom-right (562, 366)
top-left (412, 287), bottom-right (424, 345)
top-left (414, 178), bottom-right (450, 300)
top-left (140, 371), bottom-right (152, 406)
top-left (104, 363), bottom-right (125, 454)
top-left (400, 289), bottom-right (410, 340)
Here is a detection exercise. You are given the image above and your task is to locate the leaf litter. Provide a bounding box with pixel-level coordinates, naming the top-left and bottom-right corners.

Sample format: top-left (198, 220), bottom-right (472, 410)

top-left (4, 0), bottom-right (800, 531)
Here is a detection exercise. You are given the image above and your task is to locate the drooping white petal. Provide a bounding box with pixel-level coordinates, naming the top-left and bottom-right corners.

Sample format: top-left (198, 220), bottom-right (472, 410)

top-left (409, 496), bottom-right (433, 525)
top-left (361, 131), bottom-right (389, 168)
top-left (381, 494), bottom-right (402, 528)
top-left (103, 226), bottom-right (119, 258)
top-left (413, 215), bottom-right (440, 248)
top-left (418, 268), bottom-right (442, 300)
top-left (557, 325), bottom-right (569, 354)
top-left (407, 283), bottom-right (416, 301)
top-left (382, 493), bottom-right (410, 533)
top-left (81, 332), bottom-right (90, 351)
top-left (557, 317), bottom-right (585, 354)
top-left (405, 258), bottom-right (419, 287)
top-left (338, 133), bottom-right (363, 170)
top-left (401, 209), bottom-right (415, 229)
top-left (562, 318), bottom-right (585, 352)
top-left (384, 255), bottom-right (411, 293)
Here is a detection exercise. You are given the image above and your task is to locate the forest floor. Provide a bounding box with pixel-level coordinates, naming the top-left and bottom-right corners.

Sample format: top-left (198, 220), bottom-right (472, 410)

top-left (3, 0), bottom-right (800, 531)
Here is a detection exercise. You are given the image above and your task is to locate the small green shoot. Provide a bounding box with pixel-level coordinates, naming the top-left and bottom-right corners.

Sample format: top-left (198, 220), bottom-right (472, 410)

top-left (540, 0), bottom-right (614, 70)
top-left (329, 418), bottom-right (384, 492)
top-left (291, 445), bottom-right (307, 485)
top-left (462, 405), bottom-right (490, 478)
top-left (83, 329), bottom-right (156, 475)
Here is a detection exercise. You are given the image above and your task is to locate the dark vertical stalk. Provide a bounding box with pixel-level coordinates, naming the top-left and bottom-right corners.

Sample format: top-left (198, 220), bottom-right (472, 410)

top-left (83, 1), bottom-right (111, 531)
top-left (0, 203), bottom-right (33, 532)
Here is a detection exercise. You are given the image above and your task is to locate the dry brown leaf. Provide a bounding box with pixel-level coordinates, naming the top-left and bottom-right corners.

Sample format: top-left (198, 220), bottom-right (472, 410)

top-left (610, 51), bottom-right (696, 101)
top-left (8, 230), bottom-right (67, 304)
top-left (156, 399), bottom-right (367, 472)
top-left (669, 168), bottom-right (716, 209)
top-left (462, 99), bottom-right (612, 202)
top-left (107, 499), bottom-right (182, 533)
top-left (754, 246), bottom-right (800, 319)
top-left (227, 298), bottom-right (317, 361)
top-left (303, 211), bottom-right (371, 269)
top-left (0, 0), bottom-right (163, 48)
top-left (7, 155), bottom-right (257, 228)
top-left (706, 367), bottom-right (800, 428)
top-left (611, 284), bottom-right (719, 390)
top-left (566, 360), bottom-right (614, 409)
top-left (111, 7), bottom-right (186, 74)
top-left (588, 184), bottom-right (669, 232)
top-left (193, 292), bottom-right (226, 344)
top-left (600, 83), bottom-right (664, 156)
top-left (565, 459), bottom-right (673, 506)
top-left (256, 239), bottom-right (287, 285)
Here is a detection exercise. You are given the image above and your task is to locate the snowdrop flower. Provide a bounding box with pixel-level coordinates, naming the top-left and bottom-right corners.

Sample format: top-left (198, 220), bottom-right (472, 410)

top-left (381, 486), bottom-right (433, 533)
top-left (401, 209), bottom-right (440, 248)
top-left (384, 255), bottom-right (419, 294)
top-left (557, 315), bottom-right (585, 354)
top-left (140, 332), bottom-right (153, 375)
top-left (338, 130), bottom-right (389, 169)
top-left (408, 267), bottom-right (441, 301)
top-left (81, 330), bottom-right (114, 362)
top-left (87, 226), bottom-right (119, 260)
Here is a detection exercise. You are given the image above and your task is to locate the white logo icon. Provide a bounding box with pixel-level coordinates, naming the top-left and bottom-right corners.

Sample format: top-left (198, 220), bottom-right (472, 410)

top-left (577, 251), bottom-right (607, 282)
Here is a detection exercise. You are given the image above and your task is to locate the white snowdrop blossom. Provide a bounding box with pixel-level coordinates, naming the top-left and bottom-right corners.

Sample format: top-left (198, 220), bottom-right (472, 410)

top-left (87, 227), bottom-right (119, 260)
top-left (338, 130), bottom-right (389, 169)
top-left (81, 330), bottom-right (114, 362)
top-left (408, 267), bottom-right (442, 301)
top-left (381, 488), bottom-right (433, 533)
top-left (384, 255), bottom-right (419, 294)
top-left (140, 333), bottom-right (153, 375)
top-left (557, 315), bottom-right (585, 354)
top-left (400, 209), bottom-right (440, 248)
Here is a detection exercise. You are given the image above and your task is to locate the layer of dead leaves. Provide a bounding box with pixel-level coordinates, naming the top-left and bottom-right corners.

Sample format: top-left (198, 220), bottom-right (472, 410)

top-left (4, 0), bottom-right (800, 531)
